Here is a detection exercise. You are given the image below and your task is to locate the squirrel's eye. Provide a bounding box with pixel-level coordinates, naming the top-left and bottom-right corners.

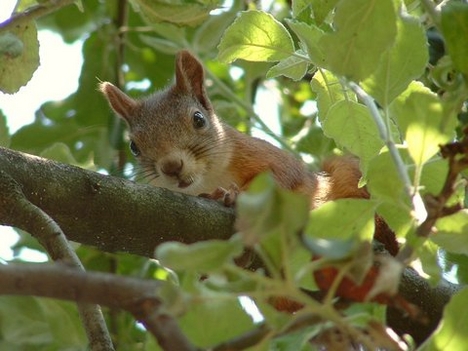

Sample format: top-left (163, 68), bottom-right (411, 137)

top-left (129, 140), bottom-right (141, 157)
top-left (193, 111), bottom-right (206, 129)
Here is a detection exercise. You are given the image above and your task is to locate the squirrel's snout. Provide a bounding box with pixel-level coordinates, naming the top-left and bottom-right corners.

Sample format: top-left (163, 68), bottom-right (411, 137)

top-left (161, 159), bottom-right (184, 177)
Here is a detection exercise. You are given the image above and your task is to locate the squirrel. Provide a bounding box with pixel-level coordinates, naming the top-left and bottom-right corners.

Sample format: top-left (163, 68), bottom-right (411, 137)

top-left (100, 50), bottom-right (398, 256)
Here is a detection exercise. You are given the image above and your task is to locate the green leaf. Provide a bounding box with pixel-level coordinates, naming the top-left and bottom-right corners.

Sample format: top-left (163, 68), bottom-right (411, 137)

top-left (139, 35), bottom-right (181, 55)
top-left (319, 0), bottom-right (397, 81)
top-left (441, 2), bottom-right (468, 74)
top-left (0, 22), bottom-right (39, 94)
top-left (0, 296), bottom-right (86, 348)
top-left (237, 173), bottom-right (309, 246)
top-left (40, 142), bottom-right (81, 166)
top-left (305, 199), bottom-right (376, 242)
top-left (419, 287), bottom-right (468, 351)
top-left (286, 20), bottom-right (326, 66)
top-left (419, 158), bottom-right (449, 195)
top-left (367, 150), bottom-right (406, 203)
top-left (417, 240), bottom-right (442, 283)
top-left (322, 100), bottom-right (383, 162)
top-left (390, 86), bottom-right (450, 168)
top-left (193, 1), bottom-right (241, 54)
top-left (366, 150), bottom-right (415, 236)
top-left (133, 0), bottom-right (219, 27)
top-left (0, 32), bottom-right (23, 58)
top-left (310, 69), bottom-right (351, 124)
top-left (179, 294), bottom-right (254, 347)
top-left (236, 173), bottom-right (310, 272)
top-left (266, 51), bottom-right (309, 81)
top-left (362, 13), bottom-right (428, 106)
top-left (217, 10), bottom-right (295, 63)
top-left (311, 0), bottom-right (340, 25)
top-left (431, 211), bottom-right (468, 255)
top-left (0, 111), bottom-right (10, 147)
top-left (155, 237), bottom-right (244, 273)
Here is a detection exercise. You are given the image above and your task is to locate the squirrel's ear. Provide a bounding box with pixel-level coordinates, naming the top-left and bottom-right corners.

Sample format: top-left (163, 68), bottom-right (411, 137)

top-left (174, 50), bottom-right (212, 111)
top-left (99, 82), bottom-right (137, 122)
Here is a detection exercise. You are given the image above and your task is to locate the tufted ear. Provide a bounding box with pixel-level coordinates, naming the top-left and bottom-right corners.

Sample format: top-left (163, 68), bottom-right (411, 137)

top-left (99, 82), bottom-right (138, 123)
top-left (174, 50), bottom-right (212, 111)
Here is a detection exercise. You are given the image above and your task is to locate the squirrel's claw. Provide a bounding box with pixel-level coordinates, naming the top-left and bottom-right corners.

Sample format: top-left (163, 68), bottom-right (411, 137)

top-left (199, 183), bottom-right (239, 207)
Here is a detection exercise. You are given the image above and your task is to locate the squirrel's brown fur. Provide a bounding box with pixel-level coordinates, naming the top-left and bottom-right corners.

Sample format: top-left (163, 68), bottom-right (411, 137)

top-left (100, 50), bottom-right (398, 255)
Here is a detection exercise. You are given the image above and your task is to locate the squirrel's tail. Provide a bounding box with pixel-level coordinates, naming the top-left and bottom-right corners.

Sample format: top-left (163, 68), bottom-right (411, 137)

top-left (321, 156), bottom-right (399, 255)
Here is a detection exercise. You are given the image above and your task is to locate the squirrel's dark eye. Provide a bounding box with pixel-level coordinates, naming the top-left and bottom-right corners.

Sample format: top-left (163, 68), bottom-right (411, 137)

top-left (129, 140), bottom-right (140, 157)
top-left (193, 111), bottom-right (206, 129)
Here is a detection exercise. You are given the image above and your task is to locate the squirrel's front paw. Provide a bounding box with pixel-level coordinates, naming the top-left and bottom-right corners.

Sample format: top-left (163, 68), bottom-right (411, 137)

top-left (199, 183), bottom-right (239, 207)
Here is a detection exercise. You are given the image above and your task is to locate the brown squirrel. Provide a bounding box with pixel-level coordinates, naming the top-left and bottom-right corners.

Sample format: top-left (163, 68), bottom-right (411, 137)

top-left (100, 50), bottom-right (398, 255)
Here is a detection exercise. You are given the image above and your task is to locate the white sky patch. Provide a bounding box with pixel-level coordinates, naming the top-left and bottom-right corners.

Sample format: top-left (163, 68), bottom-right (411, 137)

top-left (0, 4), bottom-right (83, 260)
top-left (0, 30), bottom-right (83, 132)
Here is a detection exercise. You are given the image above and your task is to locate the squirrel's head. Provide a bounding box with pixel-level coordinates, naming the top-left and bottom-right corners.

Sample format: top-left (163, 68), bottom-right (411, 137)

top-left (100, 50), bottom-right (231, 195)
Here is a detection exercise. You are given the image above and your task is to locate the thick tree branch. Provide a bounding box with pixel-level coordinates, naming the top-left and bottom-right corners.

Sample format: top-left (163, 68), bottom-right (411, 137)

top-left (0, 170), bottom-right (114, 351)
top-left (0, 263), bottom-right (197, 351)
top-left (0, 146), bottom-right (236, 257)
top-left (0, 147), bottom-right (461, 343)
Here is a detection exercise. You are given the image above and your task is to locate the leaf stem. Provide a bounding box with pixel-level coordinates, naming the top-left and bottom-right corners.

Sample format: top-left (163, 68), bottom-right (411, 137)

top-left (420, 0), bottom-right (441, 29)
top-left (346, 81), bottom-right (428, 225)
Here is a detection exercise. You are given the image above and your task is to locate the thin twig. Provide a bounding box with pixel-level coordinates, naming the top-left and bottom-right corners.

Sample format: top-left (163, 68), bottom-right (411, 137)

top-left (397, 129), bottom-right (468, 261)
top-left (347, 81), bottom-right (428, 227)
top-left (420, 0), bottom-right (441, 29)
top-left (0, 0), bottom-right (76, 33)
top-left (0, 171), bottom-right (115, 351)
top-left (0, 263), bottom-right (198, 351)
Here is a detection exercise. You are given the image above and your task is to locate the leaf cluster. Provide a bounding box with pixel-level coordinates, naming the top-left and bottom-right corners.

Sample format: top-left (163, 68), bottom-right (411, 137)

top-left (1, 0), bottom-right (468, 350)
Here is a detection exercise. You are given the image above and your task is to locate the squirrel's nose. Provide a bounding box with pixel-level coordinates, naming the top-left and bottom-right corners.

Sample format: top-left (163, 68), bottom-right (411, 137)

top-left (161, 159), bottom-right (183, 177)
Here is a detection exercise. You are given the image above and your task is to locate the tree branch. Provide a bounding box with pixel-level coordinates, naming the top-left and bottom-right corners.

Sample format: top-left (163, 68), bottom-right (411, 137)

top-left (0, 146), bottom-right (236, 257)
top-left (0, 0), bottom-right (76, 33)
top-left (0, 170), bottom-right (114, 351)
top-left (0, 146), bottom-right (461, 343)
top-left (0, 263), bottom-right (198, 351)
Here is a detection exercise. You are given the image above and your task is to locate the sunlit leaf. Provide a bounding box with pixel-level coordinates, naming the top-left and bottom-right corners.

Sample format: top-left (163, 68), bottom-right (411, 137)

top-left (179, 294), bottom-right (254, 347)
top-left (310, 69), bottom-right (351, 124)
top-left (390, 85), bottom-right (450, 168)
top-left (417, 240), bottom-right (442, 284)
top-left (237, 172), bottom-right (309, 246)
top-left (319, 0), bottom-right (397, 81)
top-left (133, 0), bottom-right (219, 27)
top-left (193, 1), bottom-right (241, 54)
top-left (286, 20), bottom-right (326, 66)
top-left (155, 237), bottom-right (243, 272)
top-left (306, 199), bottom-right (376, 242)
top-left (322, 100), bottom-right (383, 163)
top-left (419, 287), bottom-right (468, 351)
top-left (0, 22), bottom-right (39, 94)
top-left (431, 211), bottom-right (468, 256)
top-left (0, 111), bottom-right (10, 147)
top-left (267, 51), bottom-right (309, 81)
top-left (367, 150), bottom-right (406, 203)
top-left (217, 10), bottom-right (295, 63)
top-left (362, 13), bottom-right (428, 106)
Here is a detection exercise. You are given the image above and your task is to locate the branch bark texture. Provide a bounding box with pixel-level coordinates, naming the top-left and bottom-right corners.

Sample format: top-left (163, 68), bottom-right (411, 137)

top-left (0, 146), bottom-right (236, 257)
top-left (0, 263), bottom-right (197, 351)
top-left (0, 147), bottom-right (461, 343)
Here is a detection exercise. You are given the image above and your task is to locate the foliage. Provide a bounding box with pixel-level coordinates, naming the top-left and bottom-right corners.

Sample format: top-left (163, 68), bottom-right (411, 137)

top-left (1, 0), bottom-right (468, 350)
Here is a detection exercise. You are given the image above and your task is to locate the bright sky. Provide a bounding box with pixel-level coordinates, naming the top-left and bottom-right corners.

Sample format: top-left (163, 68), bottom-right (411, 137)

top-left (0, 1), bottom-right (83, 261)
